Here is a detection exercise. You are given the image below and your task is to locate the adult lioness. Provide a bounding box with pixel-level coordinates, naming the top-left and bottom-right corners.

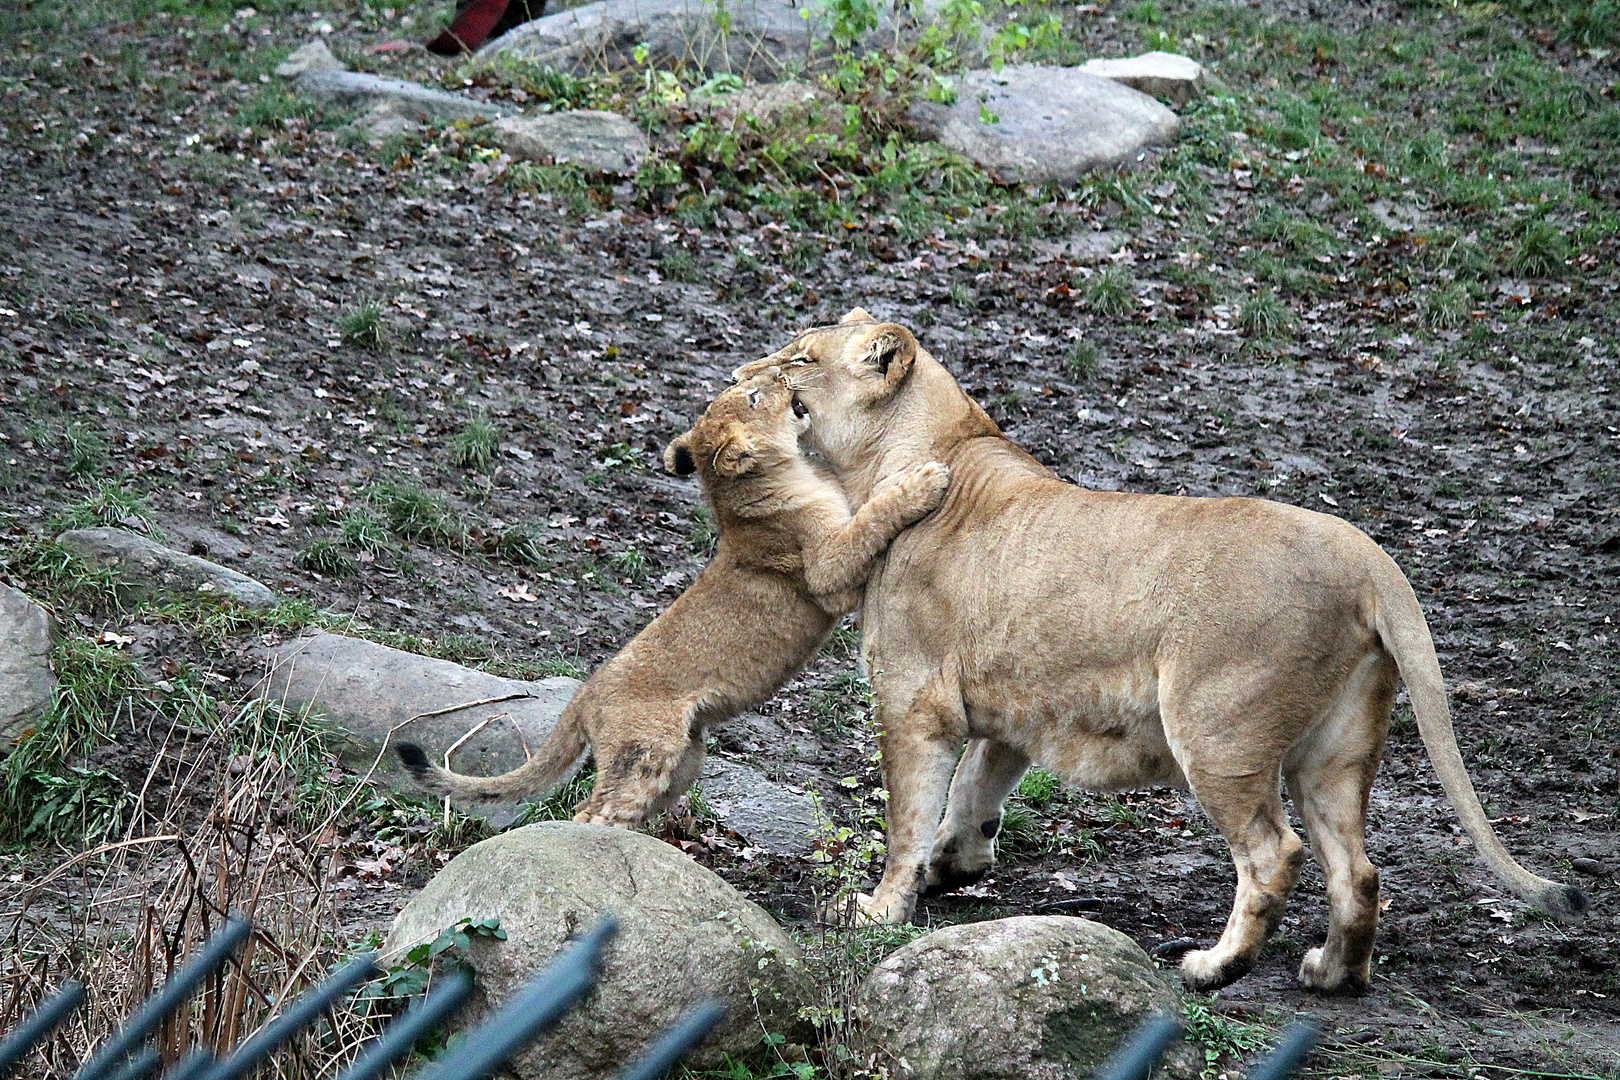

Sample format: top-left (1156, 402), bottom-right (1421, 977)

top-left (733, 310), bottom-right (1587, 995)
top-left (397, 368), bottom-right (949, 828)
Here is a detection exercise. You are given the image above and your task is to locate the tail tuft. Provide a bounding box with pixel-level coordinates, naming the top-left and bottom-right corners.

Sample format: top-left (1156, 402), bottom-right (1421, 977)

top-left (396, 742), bottom-right (432, 777)
top-left (1544, 883), bottom-right (1590, 920)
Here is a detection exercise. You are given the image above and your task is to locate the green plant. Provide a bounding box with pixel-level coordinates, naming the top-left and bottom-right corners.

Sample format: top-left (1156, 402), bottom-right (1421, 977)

top-left (370, 917), bottom-right (509, 1002)
top-left (1182, 995), bottom-right (1274, 1078)
top-left (688, 507), bottom-right (718, 555)
top-left (1237, 291), bottom-right (1294, 339)
top-left (1082, 267), bottom-right (1135, 318)
top-left (338, 303), bottom-right (389, 350)
top-left (610, 547), bottom-right (648, 581)
top-left (509, 769), bottom-right (596, 825)
top-left (61, 422), bottom-right (107, 480)
top-left (339, 507), bottom-right (392, 554)
top-left (1066, 340), bottom-right (1100, 380)
top-left (657, 248), bottom-right (701, 283)
top-left (449, 418), bottom-right (500, 472)
top-left (1017, 766), bottom-right (1061, 807)
top-left (597, 442), bottom-right (644, 472)
top-left (492, 525), bottom-right (550, 569)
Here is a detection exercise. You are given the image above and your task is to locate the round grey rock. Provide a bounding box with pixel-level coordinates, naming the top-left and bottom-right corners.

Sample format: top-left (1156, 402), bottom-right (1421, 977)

top-left (487, 112), bottom-right (649, 175)
top-left (386, 822), bottom-right (813, 1079)
top-left (855, 916), bottom-right (1195, 1080)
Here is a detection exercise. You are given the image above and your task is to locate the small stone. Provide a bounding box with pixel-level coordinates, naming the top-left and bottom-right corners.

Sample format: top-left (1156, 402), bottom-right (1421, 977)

top-left (251, 631), bottom-right (579, 822)
top-left (1571, 858), bottom-right (1609, 877)
top-left (275, 40), bottom-right (345, 78)
top-left (55, 527), bottom-right (276, 609)
top-left (908, 66), bottom-right (1180, 184)
top-left (856, 916), bottom-right (1196, 1080)
top-left (1076, 51), bottom-right (1205, 106)
top-left (486, 111), bottom-right (649, 175)
top-left (296, 70), bottom-right (511, 123)
top-left (698, 756), bottom-right (820, 856)
top-left (0, 583), bottom-right (57, 744)
top-left (385, 822), bottom-right (813, 1080)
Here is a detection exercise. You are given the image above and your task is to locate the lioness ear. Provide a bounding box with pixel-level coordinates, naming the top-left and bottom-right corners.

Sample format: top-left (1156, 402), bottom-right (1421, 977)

top-left (862, 324), bottom-right (917, 385)
top-left (664, 433), bottom-right (697, 476)
top-left (840, 307), bottom-right (876, 325)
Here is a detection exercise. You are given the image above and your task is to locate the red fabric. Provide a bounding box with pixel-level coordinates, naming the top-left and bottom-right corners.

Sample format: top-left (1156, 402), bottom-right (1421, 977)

top-left (425, 0), bottom-right (511, 55)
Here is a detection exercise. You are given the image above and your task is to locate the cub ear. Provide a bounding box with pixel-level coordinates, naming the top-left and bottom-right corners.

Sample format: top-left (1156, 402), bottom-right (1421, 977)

top-left (664, 433), bottom-right (697, 476)
top-left (840, 307), bottom-right (876, 325)
top-left (862, 323), bottom-right (918, 386)
top-left (714, 428), bottom-right (758, 477)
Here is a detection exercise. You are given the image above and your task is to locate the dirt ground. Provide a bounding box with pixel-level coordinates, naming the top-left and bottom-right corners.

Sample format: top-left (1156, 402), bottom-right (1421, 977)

top-left (1, 0), bottom-right (1617, 1075)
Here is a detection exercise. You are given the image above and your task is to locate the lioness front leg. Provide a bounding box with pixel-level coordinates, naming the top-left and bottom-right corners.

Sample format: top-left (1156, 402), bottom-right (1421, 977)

top-left (925, 739), bottom-right (1031, 895)
top-left (854, 678), bottom-right (965, 924)
top-left (803, 462), bottom-right (949, 608)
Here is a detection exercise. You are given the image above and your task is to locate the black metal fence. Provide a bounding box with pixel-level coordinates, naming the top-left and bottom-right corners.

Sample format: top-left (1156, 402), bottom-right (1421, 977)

top-left (3, 917), bottom-right (1314, 1080)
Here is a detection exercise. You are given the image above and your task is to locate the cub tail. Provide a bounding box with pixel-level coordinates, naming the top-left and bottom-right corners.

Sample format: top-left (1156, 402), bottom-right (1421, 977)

top-left (1371, 553), bottom-right (1588, 920)
top-left (395, 704), bottom-right (587, 805)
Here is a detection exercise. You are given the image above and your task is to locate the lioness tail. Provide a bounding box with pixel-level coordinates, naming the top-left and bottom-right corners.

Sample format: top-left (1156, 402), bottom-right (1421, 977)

top-left (395, 704), bottom-right (588, 805)
top-left (1372, 555), bottom-right (1588, 920)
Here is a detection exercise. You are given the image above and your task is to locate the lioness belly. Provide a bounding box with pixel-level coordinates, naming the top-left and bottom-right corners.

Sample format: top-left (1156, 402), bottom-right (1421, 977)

top-left (963, 667), bottom-right (1187, 792)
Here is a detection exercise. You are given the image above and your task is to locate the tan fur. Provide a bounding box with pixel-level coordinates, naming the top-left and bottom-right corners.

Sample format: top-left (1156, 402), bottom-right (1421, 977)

top-left (733, 310), bottom-right (1587, 995)
top-left (396, 369), bottom-right (950, 829)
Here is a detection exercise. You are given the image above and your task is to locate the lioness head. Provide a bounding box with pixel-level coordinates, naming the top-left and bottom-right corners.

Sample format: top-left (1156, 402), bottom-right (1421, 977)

top-left (663, 367), bottom-right (809, 483)
top-left (732, 309), bottom-right (997, 490)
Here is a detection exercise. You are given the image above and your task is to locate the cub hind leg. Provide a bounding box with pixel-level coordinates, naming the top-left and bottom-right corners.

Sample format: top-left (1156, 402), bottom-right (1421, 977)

top-left (1284, 652), bottom-right (1395, 994)
top-left (574, 702), bottom-right (699, 828)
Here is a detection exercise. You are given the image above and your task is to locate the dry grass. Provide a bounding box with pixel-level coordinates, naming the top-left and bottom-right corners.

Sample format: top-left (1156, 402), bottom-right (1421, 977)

top-left (0, 689), bottom-right (391, 1079)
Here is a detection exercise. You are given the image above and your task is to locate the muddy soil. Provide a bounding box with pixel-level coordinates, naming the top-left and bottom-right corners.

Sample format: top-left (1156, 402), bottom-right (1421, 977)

top-left (1, 0), bottom-right (1617, 1075)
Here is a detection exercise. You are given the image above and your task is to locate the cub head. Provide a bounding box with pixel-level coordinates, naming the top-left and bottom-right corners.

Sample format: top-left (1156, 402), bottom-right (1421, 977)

top-left (663, 368), bottom-right (809, 485)
top-left (730, 308), bottom-right (992, 475)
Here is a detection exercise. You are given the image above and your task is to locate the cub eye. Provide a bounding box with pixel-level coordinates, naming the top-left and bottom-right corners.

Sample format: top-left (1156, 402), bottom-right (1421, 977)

top-left (792, 395), bottom-right (809, 419)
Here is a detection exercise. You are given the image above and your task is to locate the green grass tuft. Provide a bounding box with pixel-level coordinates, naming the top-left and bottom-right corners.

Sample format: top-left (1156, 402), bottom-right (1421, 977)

top-left (366, 482), bottom-right (463, 547)
top-left (338, 303), bottom-right (389, 350)
top-left (448, 417), bottom-right (500, 473)
top-left (1237, 291), bottom-right (1295, 339)
top-left (1082, 267), bottom-right (1136, 319)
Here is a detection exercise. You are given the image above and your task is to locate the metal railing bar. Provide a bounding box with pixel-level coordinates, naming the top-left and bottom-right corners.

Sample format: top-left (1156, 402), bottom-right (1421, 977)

top-left (97, 1046), bottom-right (162, 1080)
top-left (1093, 1015), bottom-right (1185, 1080)
top-left (73, 918), bottom-right (252, 1080)
top-left (409, 916), bottom-right (619, 1080)
top-left (613, 999), bottom-right (724, 1080)
top-left (190, 953), bottom-right (380, 1080)
top-left (332, 969), bottom-right (475, 1080)
top-left (1242, 1021), bottom-right (1320, 1080)
top-left (0, 980), bottom-right (85, 1079)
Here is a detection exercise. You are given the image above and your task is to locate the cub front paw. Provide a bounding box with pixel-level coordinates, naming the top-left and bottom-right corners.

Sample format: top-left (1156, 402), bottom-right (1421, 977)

top-left (886, 461), bottom-right (951, 517)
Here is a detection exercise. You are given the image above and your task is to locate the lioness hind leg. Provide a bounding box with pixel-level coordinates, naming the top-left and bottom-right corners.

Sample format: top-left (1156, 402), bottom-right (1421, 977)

top-left (1179, 769), bottom-right (1305, 992)
top-left (925, 739), bottom-right (1030, 896)
top-left (1285, 654), bottom-right (1394, 994)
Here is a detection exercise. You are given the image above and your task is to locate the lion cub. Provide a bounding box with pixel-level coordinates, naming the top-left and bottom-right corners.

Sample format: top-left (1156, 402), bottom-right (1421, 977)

top-left (397, 368), bottom-right (949, 827)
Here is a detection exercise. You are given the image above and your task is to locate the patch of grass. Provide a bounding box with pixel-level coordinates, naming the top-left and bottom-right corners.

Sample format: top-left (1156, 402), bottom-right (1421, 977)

top-left (491, 524), bottom-right (549, 569)
top-left (1419, 283), bottom-right (1472, 330)
top-left (688, 507), bottom-right (718, 556)
top-left (49, 481), bottom-right (160, 536)
top-left (338, 506), bottom-right (392, 554)
top-left (1066, 340), bottom-right (1100, 380)
top-left (657, 249), bottom-right (701, 283)
top-left (1017, 766), bottom-right (1062, 808)
top-left (448, 417), bottom-right (500, 472)
top-left (1237, 291), bottom-right (1294, 339)
top-left (60, 422), bottom-right (107, 480)
top-left (1509, 219), bottom-right (1568, 278)
top-left (509, 768), bottom-right (596, 824)
top-left (1082, 267), bottom-right (1135, 318)
top-left (1181, 995), bottom-right (1274, 1078)
top-left (237, 82), bottom-right (319, 134)
top-left (338, 303), bottom-right (389, 350)
top-left (366, 482), bottom-right (463, 547)
top-left (610, 547), bottom-right (647, 581)
top-left (296, 539), bottom-right (357, 578)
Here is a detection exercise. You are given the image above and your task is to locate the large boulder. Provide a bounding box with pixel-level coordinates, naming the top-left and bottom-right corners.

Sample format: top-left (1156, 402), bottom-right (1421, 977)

top-left (55, 527), bottom-right (276, 609)
top-left (0, 584), bottom-right (56, 744)
top-left (253, 631), bottom-right (580, 816)
top-left (908, 66), bottom-right (1180, 184)
top-left (480, 0), bottom-right (898, 79)
top-left (855, 916), bottom-right (1195, 1080)
top-left (1077, 52), bottom-right (1206, 106)
top-left (487, 112), bottom-right (650, 175)
top-left (698, 756), bottom-right (820, 856)
top-left (385, 822), bottom-right (813, 1078)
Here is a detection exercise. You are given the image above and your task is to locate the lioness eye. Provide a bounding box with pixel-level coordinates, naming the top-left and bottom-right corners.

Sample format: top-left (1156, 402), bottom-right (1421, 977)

top-left (792, 395), bottom-right (809, 418)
